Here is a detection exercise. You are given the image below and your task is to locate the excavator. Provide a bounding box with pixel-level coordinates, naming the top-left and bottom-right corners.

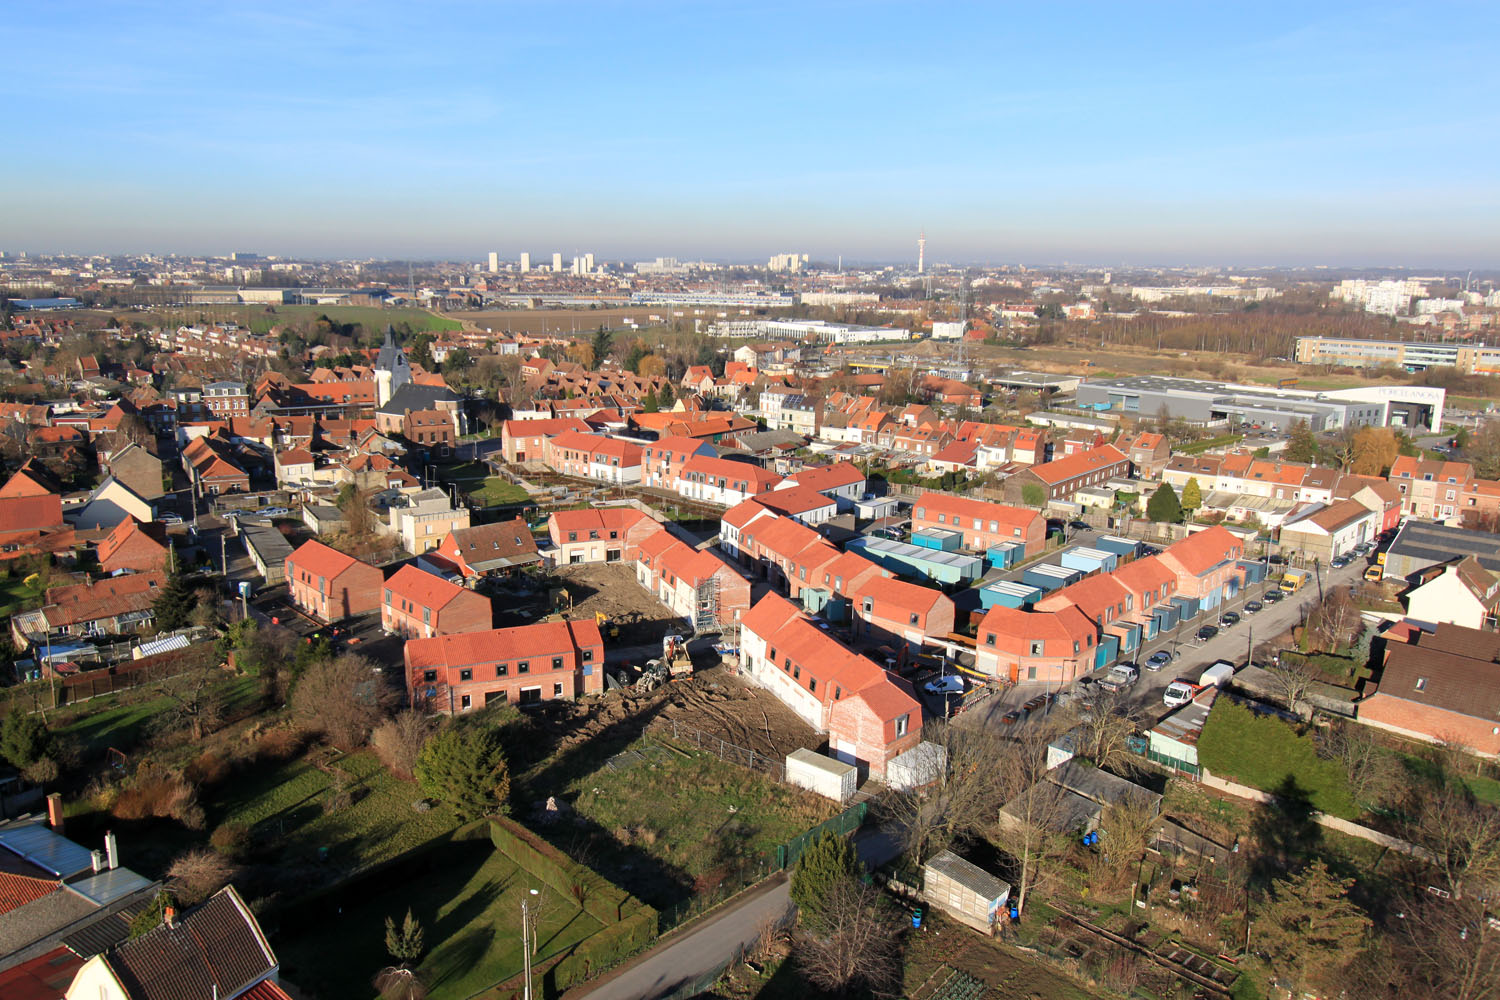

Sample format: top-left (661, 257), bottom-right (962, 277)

top-left (662, 634), bottom-right (693, 680)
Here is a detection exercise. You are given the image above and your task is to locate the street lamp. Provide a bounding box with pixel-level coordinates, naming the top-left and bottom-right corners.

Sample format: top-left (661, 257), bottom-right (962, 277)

top-left (522, 888), bottom-right (540, 1000)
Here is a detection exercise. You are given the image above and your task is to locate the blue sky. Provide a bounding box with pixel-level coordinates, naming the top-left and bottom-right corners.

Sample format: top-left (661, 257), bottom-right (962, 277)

top-left (5, 1), bottom-right (1497, 265)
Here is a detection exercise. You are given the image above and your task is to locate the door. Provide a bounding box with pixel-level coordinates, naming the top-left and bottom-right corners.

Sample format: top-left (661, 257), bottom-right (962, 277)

top-left (833, 739), bottom-right (857, 766)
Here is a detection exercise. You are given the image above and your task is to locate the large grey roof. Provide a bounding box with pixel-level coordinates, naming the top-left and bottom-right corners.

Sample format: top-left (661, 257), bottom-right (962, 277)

top-left (0, 818), bottom-right (94, 878)
top-left (1388, 520), bottom-right (1500, 573)
top-left (375, 381), bottom-right (460, 415)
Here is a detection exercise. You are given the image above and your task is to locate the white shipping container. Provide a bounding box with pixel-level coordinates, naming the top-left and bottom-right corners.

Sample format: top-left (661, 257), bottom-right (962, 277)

top-left (885, 741), bottom-right (947, 792)
top-left (786, 748), bottom-right (858, 803)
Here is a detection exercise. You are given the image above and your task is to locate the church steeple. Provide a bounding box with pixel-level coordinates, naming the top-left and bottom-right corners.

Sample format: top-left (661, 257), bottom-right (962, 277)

top-left (374, 325), bottom-right (411, 407)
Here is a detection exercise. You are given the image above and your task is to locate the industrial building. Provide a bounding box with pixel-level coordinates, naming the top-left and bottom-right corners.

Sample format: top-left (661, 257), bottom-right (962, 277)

top-left (1073, 375), bottom-right (1442, 433)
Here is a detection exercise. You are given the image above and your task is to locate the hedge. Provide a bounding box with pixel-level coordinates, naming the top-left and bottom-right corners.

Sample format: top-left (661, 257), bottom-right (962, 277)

top-left (489, 817), bottom-right (640, 925)
top-left (1196, 699), bottom-right (1356, 818)
top-left (549, 908), bottom-right (659, 989)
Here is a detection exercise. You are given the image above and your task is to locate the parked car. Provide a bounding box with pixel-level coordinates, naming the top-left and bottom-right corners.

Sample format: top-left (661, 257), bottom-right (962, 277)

top-left (1219, 611), bottom-right (1241, 627)
top-left (1076, 674), bottom-right (1097, 688)
top-left (1146, 650), bottom-right (1174, 670)
top-left (1244, 600), bottom-right (1263, 614)
top-left (1331, 554), bottom-right (1351, 568)
top-left (1068, 520), bottom-right (1091, 532)
top-left (923, 675), bottom-right (965, 695)
top-left (1263, 588), bottom-right (1285, 603)
top-left (1196, 625), bottom-right (1220, 642)
top-left (159, 513), bottom-right (183, 525)
top-left (260, 506), bottom-right (291, 517)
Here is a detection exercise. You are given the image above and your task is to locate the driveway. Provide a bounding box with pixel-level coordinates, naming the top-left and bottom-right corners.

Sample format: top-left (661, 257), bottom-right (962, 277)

top-left (961, 557), bottom-right (1370, 732)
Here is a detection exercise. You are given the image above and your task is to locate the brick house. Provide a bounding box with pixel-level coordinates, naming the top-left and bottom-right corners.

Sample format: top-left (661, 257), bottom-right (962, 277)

top-left (1388, 456), bottom-right (1474, 521)
top-left (100, 442), bottom-right (165, 500)
top-left (1155, 525), bottom-right (1246, 612)
top-left (1357, 622), bottom-right (1500, 755)
top-left (96, 516), bottom-right (169, 574)
top-left (273, 448), bottom-right (315, 487)
top-left (1115, 431), bottom-right (1171, 479)
top-left (285, 539), bottom-right (384, 621)
top-left (1405, 558), bottom-right (1500, 631)
top-left (974, 605), bottom-right (1097, 684)
top-left (403, 409), bottom-right (455, 454)
top-left (382, 565), bottom-right (493, 638)
top-left (1002, 445), bottom-right (1130, 505)
top-left (425, 518), bottom-right (540, 583)
top-left (406, 619), bottom-right (605, 713)
top-left (541, 431), bottom-right (643, 485)
top-left (633, 528), bottom-right (751, 630)
top-left (41, 572), bottom-right (166, 637)
top-left (739, 594), bottom-right (921, 779)
top-left (1278, 499), bottom-right (1379, 563)
top-left (777, 460), bottom-right (866, 510)
top-left (547, 507), bottom-right (658, 564)
top-left (846, 574), bottom-right (957, 654)
top-left (500, 417), bottom-right (592, 464)
top-left (640, 435), bottom-right (716, 490)
top-left (910, 492), bottom-right (1046, 557)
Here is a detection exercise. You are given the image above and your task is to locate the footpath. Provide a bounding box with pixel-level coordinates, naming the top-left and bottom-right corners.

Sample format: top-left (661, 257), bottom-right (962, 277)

top-left (571, 824), bottom-right (904, 1000)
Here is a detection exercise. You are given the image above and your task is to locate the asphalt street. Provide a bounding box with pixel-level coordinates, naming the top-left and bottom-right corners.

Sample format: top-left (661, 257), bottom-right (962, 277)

top-left (961, 555), bottom-right (1371, 732)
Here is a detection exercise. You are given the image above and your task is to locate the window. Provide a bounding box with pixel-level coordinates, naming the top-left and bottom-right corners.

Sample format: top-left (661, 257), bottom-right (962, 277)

top-left (1027, 666), bottom-right (1037, 680)
top-left (518, 661), bottom-right (529, 674)
top-left (423, 669), bottom-right (438, 683)
top-left (459, 669), bottom-right (472, 682)
top-left (423, 607), bottom-right (431, 625)
top-left (554, 682), bottom-right (564, 697)
top-left (834, 685), bottom-right (842, 700)
top-left (496, 664), bottom-right (508, 676)
top-left (551, 656), bottom-right (563, 671)
top-left (863, 597), bottom-right (874, 614)
top-left (808, 678), bottom-right (816, 693)
top-left (1029, 640), bottom-right (1044, 656)
top-left (384, 588), bottom-right (392, 605)
top-left (568, 531), bottom-right (578, 542)
top-left (793, 665), bottom-right (801, 679)
top-left (461, 694), bottom-right (472, 709)
top-left (1415, 677), bottom-right (1427, 691)
top-left (894, 714), bottom-right (909, 737)
top-left (581, 648), bottom-right (593, 662)
top-left (985, 633), bottom-right (996, 646)
top-left (915, 507), bottom-right (925, 519)
top-left (769, 647), bottom-right (777, 662)
top-left (909, 612), bottom-right (920, 625)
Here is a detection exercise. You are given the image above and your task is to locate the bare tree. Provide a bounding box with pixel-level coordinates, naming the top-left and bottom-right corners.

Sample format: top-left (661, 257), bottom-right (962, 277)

top-left (372, 710), bottom-right (436, 780)
top-left (1066, 690), bottom-right (1144, 774)
top-left (886, 722), bottom-right (1011, 862)
top-left (795, 878), bottom-right (903, 997)
top-left (372, 967), bottom-right (428, 1000)
top-left (1404, 790), bottom-right (1500, 901)
top-left (1312, 586), bottom-right (1360, 654)
top-left (994, 719), bottom-right (1076, 916)
top-left (166, 847), bottom-right (239, 905)
top-left (1315, 721), bottom-right (1395, 809)
top-left (1087, 791), bottom-right (1160, 895)
top-left (160, 658), bottom-right (226, 741)
top-left (1264, 655), bottom-right (1321, 719)
top-left (1393, 892), bottom-right (1500, 1000)
top-left (291, 653), bottom-right (397, 748)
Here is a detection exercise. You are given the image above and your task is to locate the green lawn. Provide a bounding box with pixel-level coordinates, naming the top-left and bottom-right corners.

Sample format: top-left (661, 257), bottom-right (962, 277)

top-left (247, 305), bottom-right (463, 336)
top-left (0, 573), bottom-right (47, 616)
top-left (212, 750), bottom-right (461, 872)
top-left (277, 842), bottom-right (603, 1000)
top-left (435, 461), bottom-right (530, 506)
top-left (1197, 699), bottom-right (1357, 818)
top-left (563, 739), bottom-right (835, 907)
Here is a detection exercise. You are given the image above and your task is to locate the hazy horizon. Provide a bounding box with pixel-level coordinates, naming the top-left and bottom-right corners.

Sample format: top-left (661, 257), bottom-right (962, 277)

top-left (7, 2), bottom-right (1498, 268)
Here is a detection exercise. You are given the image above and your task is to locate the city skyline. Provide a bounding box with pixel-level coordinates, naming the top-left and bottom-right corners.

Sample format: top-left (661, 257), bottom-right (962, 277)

top-left (5, 2), bottom-right (1498, 266)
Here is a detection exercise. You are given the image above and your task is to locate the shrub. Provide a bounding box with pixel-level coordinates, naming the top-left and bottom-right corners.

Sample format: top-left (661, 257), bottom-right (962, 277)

top-left (184, 751), bottom-right (231, 788)
top-left (210, 821), bottom-right (251, 859)
top-left (166, 848), bottom-right (238, 905)
top-left (112, 764), bottom-right (205, 829)
top-left (372, 711), bottom-right (434, 781)
top-left (255, 727), bottom-right (306, 763)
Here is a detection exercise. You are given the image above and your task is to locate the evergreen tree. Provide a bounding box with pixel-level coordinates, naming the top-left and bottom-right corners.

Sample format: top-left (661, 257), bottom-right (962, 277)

top-left (790, 831), bottom-right (860, 932)
top-left (0, 706), bottom-right (51, 770)
top-left (1181, 476), bottom-right (1203, 514)
top-left (641, 390), bottom-right (659, 413)
top-left (152, 570), bottom-right (199, 631)
top-left (1286, 420), bottom-right (1318, 464)
top-left (415, 724), bottom-right (510, 820)
top-left (658, 380), bottom-right (676, 406)
top-left (1146, 483), bottom-right (1183, 524)
top-left (590, 327), bottom-right (614, 365)
top-left (1255, 860), bottom-right (1370, 992)
top-left (384, 908), bottom-right (426, 965)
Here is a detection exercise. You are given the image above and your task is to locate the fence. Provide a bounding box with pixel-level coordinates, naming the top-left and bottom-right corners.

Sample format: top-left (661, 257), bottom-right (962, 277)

top-left (646, 718), bottom-right (789, 782)
top-left (775, 801), bottom-right (868, 870)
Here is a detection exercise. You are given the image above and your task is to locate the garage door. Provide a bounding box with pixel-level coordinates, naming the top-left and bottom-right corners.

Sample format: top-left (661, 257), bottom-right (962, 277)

top-left (833, 739), bottom-right (857, 766)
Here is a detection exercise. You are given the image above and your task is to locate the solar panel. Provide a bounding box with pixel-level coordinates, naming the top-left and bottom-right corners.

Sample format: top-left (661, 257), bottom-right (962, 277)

top-left (0, 821), bottom-right (95, 878)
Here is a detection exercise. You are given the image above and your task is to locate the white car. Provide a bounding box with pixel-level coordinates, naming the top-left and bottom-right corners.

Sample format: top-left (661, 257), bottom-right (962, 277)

top-left (260, 507), bottom-right (291, 516)
top-left (158, 513), bottom-right (183, 525)
top-left (923, 675), bottom-right (965, 695)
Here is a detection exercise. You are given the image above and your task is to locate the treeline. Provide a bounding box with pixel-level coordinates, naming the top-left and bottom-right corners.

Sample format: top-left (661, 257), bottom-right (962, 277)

top-left (1074, 308), bottom-right (1400, 361)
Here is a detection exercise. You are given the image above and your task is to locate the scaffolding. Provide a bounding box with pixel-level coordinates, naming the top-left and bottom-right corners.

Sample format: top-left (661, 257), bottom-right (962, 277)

top-left (694, 574), bottom-right (720, 633)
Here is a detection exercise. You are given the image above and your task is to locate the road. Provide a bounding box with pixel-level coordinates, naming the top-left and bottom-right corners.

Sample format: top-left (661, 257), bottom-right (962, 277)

top-left (574, 826), bottom-right (903, 1000)
top-left (961, 556), bottom-right (1371, 732)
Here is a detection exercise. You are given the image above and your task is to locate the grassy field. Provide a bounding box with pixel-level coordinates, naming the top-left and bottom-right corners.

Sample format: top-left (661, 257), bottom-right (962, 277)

top-left (278, 841), bottom-right (602, 1000)
top-left (0, 573), bottom-right (46, 616)
top-left (56, 676), bottom-right (264, 757)
top-left (564, 739), bottom-right (836, 907)
top-left (212, 750), bottom-right (461, 872)
top-left (114, 303), bottom-right (462, 337)
top-left (435, 460), bottom-right (530, 506)
top-left (1196, 699), bottom-right (1356, 818)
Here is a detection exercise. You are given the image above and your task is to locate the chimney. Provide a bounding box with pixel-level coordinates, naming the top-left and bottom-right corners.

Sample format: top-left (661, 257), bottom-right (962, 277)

top-left (164, 905), bottom-right (176, 928)
top-left (46, 792), bottom-right (64, 834)
top-left (105, 830), bottom-right (119, 870)
top-left (91, 849), bottom-right (104, 873)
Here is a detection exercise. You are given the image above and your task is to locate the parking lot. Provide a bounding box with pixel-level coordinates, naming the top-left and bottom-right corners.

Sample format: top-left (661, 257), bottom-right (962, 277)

top-left (960, 553), bottom-right (1372, 733)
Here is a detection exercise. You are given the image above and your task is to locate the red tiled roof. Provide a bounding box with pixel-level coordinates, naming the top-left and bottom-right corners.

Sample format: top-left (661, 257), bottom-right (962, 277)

top-left (1027, 445), bottom-right (1128, 485)
top-left (385, 564), bottom-right (473, 613)
top-left (0, 495), bottom-right (64, 533)
top-left (754, 486), bottom-right (834, 518)
top-left (789, 461), bottom-right (864, 492)
top-left (405, 619), bottom-right (602, 670)
top-left (286, 539), bottom-right (370, 582)
top-left (1160, 525), bottom-right (1242, 577)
